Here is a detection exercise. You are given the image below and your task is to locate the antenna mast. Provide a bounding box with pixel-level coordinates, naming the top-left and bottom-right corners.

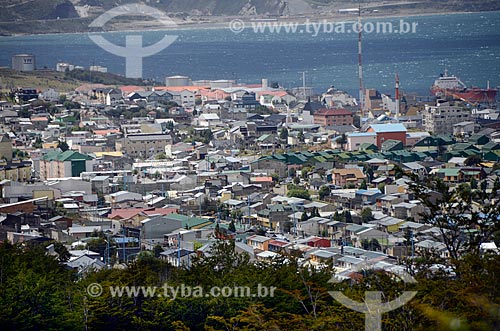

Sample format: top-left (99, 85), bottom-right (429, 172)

top-left (395, 73), bottom-right (400, 118)
top-left (357, 4), bottom-right (365, 115)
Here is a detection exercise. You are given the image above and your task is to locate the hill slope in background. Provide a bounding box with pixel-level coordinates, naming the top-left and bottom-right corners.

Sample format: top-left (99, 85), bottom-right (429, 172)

top-left (0, 0), bottom-right (500, 35)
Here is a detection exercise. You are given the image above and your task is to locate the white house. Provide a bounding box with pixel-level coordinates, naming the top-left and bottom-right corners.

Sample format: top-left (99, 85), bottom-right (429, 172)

top-left (198, 113), bottom-right (221, 127)
top-left (347, 132), bottom-right (377, 151)
top-left (107, 191), bottom-right (143, 205)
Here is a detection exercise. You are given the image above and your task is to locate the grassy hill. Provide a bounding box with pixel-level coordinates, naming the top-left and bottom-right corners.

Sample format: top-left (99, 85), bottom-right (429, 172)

top-left (0, 68), bottom-right (152, 93)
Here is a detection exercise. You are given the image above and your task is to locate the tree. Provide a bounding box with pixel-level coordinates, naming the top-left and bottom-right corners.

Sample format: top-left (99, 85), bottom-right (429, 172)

top-left (287, 188), bottom-right (310, 200)
top-left (33, 136), bottom-right (43, 148)
top-left (165, 121), bottom-right (174, 131)
top-left (369, 238), bottom-right (381, 251)
top-left (153, 244), bottom-right (164, 258)
top-left (344, 210), bottom-right (352, 223)
top-left (297, 130), bottom-right (304, 143)
top-left (318, 185), bottom-right (330, 200)
top-left (333, 211), bottom-right (343, 222)
top-left (155, 152), bottom-right (167, 160)
top-left (337, 133), bottom-right (347, 151)
top-left (293, 176), bottom-right (300, 185)
top-left (359, 179), bottom-right (367, 190)
top-left (393, 164), bottom-right (405, 179)
top-left (57, 140), bottom-right (69, 152)
top-left (365, 166), bottom-right (374, 182)
top-left (300, 211), bottom-right (309, 222)
top-left (410, 176), bottom-right (500, 263)
top-left (360, 208), bottom-right (374, 223)
top-left (301, 166), bottom-right (312, 179)
top-left (279, 127), bottom-right (288, 141)
top-left (464, 154), bottom-right (482, 166)
top-left (271, 173), bottom-right (280, 183)
top-left (228, 220), bottom-right (236, 232)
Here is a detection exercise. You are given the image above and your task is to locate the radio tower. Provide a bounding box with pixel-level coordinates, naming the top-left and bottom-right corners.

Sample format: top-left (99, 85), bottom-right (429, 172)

top-left (357, 4), bottom-right (364, 115)
top-left (395, 73), bottom-right (400, 119)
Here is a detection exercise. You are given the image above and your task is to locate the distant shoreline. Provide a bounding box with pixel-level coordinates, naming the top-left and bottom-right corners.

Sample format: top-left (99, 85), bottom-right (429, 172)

top-left (0, 10), bottom-right (498, 37)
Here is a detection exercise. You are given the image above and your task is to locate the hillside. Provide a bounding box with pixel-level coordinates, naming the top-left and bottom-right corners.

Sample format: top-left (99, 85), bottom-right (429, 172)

top-left (0, 0), bottom-right (500, 35)
top-left (0, 68), bottom-right (152, 93)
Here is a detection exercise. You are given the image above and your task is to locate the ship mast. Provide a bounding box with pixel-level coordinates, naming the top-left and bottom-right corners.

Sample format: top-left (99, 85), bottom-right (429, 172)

top-left (357, 4), bottom-right (365, 116)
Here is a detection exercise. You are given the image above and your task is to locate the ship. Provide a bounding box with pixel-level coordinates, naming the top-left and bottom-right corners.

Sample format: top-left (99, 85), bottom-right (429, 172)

top-left (430, 70), bottom-right (497, 104)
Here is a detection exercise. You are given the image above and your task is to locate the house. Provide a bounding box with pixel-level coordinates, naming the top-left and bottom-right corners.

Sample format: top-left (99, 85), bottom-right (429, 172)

top-left (105, 88), bottom-right (123, 106)
top-left (250, 156), bottom-right (287, 177)
top-left (234, 92), bottom-right (260, 110)
top-left (257, 204), bottom-right (292, 229)
top-left (160, 248), bottom-right (195, 267)
top-left (198, 113), bottom-right (221, 127)
top-left (430, 168), bottom-right (460, 183)
top-left (90, 176), bottom-right (110, 195)
top-left (330, 168), bottom-right (366, 187)
top-left (268, 239), bottom-right (291, 252)
top-left (355, 189), bottom-right (383, 205)
top-left (301, 236), bottom-right (331, 248)
top-left (141, 214), bottom-right (212, 242)
top-left (391, 202), bottom-right (425, 222)
top-left (128, 90), bottom-right (173, 103)
top-left (246, 235), bottom-right (271, 252)
top-left (164, 88), bottom-right (196, 107)
top-left (67, 225), bottom-right (102, 239)
top-left (39, 150), bottom-right (94, 180)
top-left (313, 108), bottom-right (354, 127)
top-left (367, 123), bottom-right (407, 148)
top-left (381, 139), bottom-right (404, 152)
top-left (107, 191), bottom-right (143, 205)
top-left (371, 216), bottom-right (406, 233)
top-left (453, 121), bottom-right (477, 137)
top-left (310, 249), bottom-right (339, 265)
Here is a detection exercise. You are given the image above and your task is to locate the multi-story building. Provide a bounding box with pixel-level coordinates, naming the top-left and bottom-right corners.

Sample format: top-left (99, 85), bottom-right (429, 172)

top-left (367, 123), bottom-right (407, 148)
top-left (12, 54), bottom-right (35, 71)
top-left (0, 134), bottom-right (13, 161)
top-left (313, 108), bottom-right (353, 127)
top-left (39, 150), bottom-right (94, 180)
top-left (116, 133), bottom-right (172, 158)
top-left (422, 102), bottom-right (471, 135)
top-left (0, 160), bottom-right (32, 182)
top-left (330, 168), bottom-right (366, 187)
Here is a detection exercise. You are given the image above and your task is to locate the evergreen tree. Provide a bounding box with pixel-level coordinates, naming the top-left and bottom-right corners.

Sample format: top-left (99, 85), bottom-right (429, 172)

top-left (228, 220), bottom-right (236, 233)
top-left (279, 127), bottom-right (288, 141)
top-left (360, 207), bottom-right (374, 223)
top-left (344, 210), bottom-right (352, 223)
top-left (359, 179), bottom-right (367, 190)
top-left (318, 185), bottom-right (330, 200)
